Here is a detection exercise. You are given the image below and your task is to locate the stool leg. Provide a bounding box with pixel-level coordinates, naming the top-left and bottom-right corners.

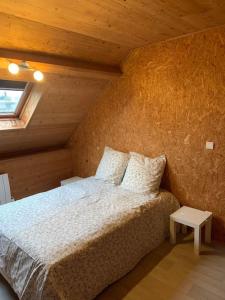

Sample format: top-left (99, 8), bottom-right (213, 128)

top-left (182, 225), bottom-right (187, 234)
top-left (205, 217), bottom-right (212, 244)
top-left (194, 226), bottom-right (201, 255)
top-left (170, 219), bottom-right (176, 244)
top-left (177, 223), bottom-right (181, 233)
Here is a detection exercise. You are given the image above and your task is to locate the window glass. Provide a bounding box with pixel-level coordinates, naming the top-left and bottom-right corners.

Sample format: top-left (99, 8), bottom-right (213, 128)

top-left (0, 80), bottom-right (27, 116)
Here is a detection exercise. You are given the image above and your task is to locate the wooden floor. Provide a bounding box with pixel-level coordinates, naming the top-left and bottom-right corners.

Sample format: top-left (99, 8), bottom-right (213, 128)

top-left (1, 234), bottom-right (225, 300)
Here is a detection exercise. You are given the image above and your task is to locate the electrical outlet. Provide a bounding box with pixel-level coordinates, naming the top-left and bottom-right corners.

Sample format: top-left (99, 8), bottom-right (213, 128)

top-left (206, 141), bottom-right (214, 150)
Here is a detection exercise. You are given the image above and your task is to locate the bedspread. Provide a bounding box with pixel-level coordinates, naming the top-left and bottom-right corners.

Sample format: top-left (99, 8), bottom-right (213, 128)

top-left (0, 177), bottom-right (179, 300)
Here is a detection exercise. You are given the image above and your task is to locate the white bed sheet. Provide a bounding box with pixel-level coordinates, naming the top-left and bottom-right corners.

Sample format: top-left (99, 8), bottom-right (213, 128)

top-left (0, 177), bottom-right (179, 300)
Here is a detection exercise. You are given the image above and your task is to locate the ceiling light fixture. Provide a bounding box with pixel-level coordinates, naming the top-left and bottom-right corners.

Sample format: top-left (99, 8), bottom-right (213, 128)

top-left (33, 70), bottom-right (44, 81)
top-left (8, 63), bottom-right (19, 75)
top-left (7, 61), bottom-right (44, 82)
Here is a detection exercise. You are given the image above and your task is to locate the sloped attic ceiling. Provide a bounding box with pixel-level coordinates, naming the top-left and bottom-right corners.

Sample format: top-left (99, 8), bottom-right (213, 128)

top-left (1, 1), bottom-right (225, 156)
top-left (0, 72), bottom-right (108, 156)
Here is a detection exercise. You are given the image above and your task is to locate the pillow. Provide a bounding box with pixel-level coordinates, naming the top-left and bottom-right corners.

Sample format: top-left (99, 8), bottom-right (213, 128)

top-left (95, 146), bottom-right (129, 185)
top-left (121, 152), bottom-right (166, 195)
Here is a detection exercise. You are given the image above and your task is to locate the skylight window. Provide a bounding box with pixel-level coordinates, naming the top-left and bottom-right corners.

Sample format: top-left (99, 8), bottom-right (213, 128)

top-left (0, 80), bottom-right (31, 118)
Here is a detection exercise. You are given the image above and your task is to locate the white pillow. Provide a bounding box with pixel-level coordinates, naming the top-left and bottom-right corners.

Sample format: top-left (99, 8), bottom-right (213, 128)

top-left (95, 146), bottom-right (129, 185)
top-left (121, 152), bottom-right (166, 195)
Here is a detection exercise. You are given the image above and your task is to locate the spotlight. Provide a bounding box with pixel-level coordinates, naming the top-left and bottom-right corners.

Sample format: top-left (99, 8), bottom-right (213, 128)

top-left (8, 63), bottom-right (19, 75)
top-left (33, 70), bottom-right (44, 81)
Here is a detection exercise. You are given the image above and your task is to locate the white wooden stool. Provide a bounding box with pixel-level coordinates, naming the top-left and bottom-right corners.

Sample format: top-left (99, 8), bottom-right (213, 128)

top-left (170, 206), bottom-right (212, 255)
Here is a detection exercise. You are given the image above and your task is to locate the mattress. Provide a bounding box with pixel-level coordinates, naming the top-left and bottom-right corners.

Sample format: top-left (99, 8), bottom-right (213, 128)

top-left (0, 177), bottom-right (179, 300)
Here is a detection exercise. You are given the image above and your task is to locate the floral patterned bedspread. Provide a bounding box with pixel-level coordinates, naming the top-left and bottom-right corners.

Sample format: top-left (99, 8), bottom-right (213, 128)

top-left (0, 177), bottom-right (179, 300)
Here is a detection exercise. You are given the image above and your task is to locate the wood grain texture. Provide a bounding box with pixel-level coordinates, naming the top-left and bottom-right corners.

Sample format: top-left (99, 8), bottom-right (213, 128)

top-left (1, 0), bottom-right (225, 49)
top-left (0, 12), bottom-right (128, 66)
top-left (70, 26), bottom-right (225, 241)
top-left (0, 73), bottom-right (107, 155)
top-left (97, 236), bottom-right (225, 300)
top-left (0, 148), bottom-right (72, 199)
top-left (1, 1), bottom-right (225, 67)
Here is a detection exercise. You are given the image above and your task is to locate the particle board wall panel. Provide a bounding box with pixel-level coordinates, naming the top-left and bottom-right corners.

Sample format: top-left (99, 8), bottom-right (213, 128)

top-left (0, 148), bottom-right (73, 199)
top-left (70, 25), bottom-right (225, 241)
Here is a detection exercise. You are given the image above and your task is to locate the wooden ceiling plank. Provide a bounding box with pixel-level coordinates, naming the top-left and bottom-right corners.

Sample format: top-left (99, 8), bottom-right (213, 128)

top-left (0, 0), bottom-right (140, 47)
top-left (0, 0), bottom-right (225, 48)
top-left (0, 12), bottom-right (128, 66)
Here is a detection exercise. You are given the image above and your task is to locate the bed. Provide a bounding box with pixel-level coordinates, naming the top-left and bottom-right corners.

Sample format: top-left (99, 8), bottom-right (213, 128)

top-left (0, 177), bottom-right (179, 300)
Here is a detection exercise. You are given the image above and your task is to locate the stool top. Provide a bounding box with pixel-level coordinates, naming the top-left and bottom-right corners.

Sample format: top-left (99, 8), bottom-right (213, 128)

top-left (170, 206), bottom-right (212, 227)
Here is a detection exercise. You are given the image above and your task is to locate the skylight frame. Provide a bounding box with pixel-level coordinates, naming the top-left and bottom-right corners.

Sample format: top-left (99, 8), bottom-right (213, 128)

top-left (0, 81), bottom-right (33, 119)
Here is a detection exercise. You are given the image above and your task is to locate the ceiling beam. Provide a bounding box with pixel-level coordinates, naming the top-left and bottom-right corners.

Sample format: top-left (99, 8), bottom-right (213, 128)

top-left (0, 48), bottom-right (122, 80)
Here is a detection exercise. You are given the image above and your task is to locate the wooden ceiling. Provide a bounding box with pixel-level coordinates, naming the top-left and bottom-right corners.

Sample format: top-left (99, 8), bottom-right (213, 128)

top-left (0, 0), bottom-right (225, 156)
top-left (1, 1), bottom-right (225, 65)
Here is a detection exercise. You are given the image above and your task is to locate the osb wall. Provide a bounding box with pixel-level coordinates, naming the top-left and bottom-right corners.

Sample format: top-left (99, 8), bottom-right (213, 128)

top-left (0, 148), bottom-right (72, 199)
top-left (70, 26), bottom-right (225, 241)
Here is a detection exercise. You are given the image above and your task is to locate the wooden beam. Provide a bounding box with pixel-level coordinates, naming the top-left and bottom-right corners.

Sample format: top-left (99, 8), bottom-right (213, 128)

top-left (0, 48), bottom-right (122, 80)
